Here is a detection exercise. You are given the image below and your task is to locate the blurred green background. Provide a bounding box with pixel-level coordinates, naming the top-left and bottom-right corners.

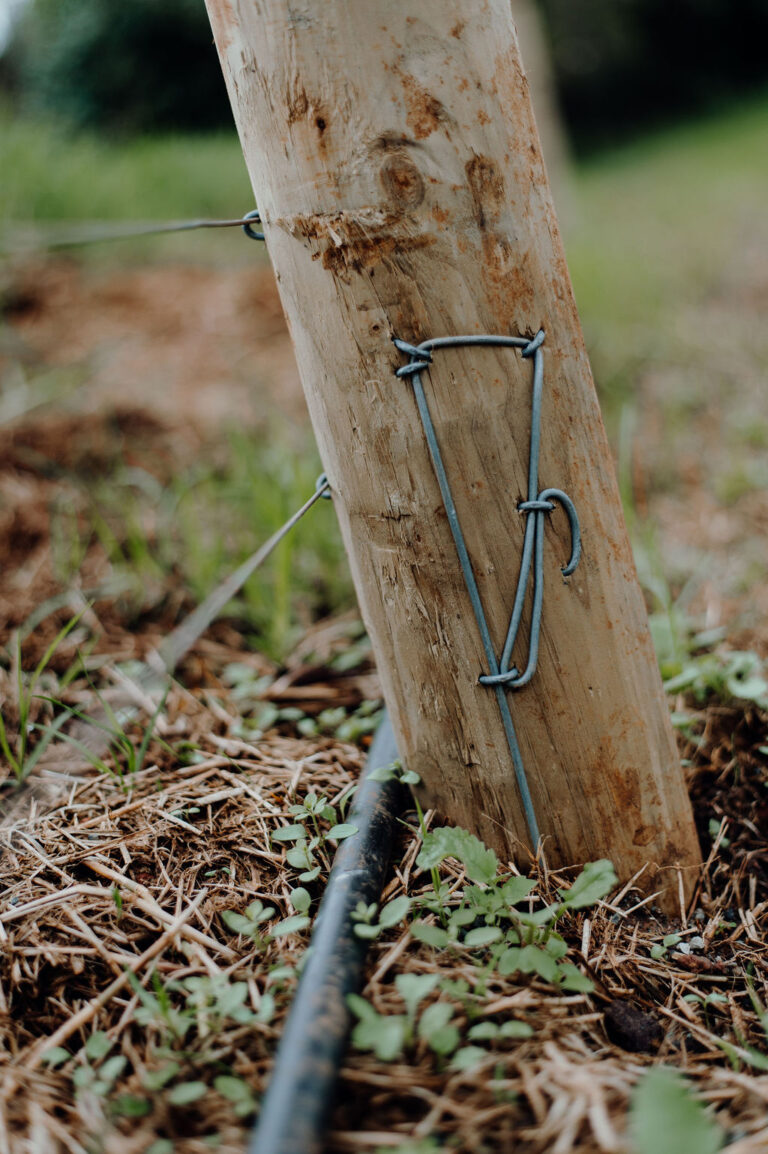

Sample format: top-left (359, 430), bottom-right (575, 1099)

top-left (0, 0), bottom-right (767, 656)
top-left (2, 0), bottom-right (768, 150)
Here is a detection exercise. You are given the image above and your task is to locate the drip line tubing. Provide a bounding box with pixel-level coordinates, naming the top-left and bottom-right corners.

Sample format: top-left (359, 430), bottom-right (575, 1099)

top-left (250, 713), bottom-right (405, 1154)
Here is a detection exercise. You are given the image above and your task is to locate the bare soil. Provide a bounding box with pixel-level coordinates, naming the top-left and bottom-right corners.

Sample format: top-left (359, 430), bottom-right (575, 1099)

top-left (0, 253), bottom-right (766, 1153)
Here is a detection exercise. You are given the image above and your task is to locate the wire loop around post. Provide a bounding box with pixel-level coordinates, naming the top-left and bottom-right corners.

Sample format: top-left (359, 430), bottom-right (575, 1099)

top-left (242, 209), bottom-right (265, 241)
top-left (393, 329), bottom-right (582, 845)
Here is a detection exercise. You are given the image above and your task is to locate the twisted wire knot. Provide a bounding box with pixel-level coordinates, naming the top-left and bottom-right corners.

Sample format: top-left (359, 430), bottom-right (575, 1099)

top-left (394, 339), bottom-right (433, 377)
top-left (521, 329), bottom-right (546, 358)
top-left (518, 499), bottom-right (554, 513)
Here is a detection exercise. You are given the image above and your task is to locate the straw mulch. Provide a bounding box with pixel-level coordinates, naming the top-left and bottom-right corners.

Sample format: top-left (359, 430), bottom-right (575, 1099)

top-left (1, 649), bottom-right (766, 1154)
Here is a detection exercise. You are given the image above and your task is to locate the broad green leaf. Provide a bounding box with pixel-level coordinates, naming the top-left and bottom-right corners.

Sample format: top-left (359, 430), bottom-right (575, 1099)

top-left (515, 905), bottom-right (558, 928)
top-left (520, 945), bottom-right (559, 982)
top-left (417, 1000), bottom-right (461, 1055)
top-left (369, 764), bottom-right (397, 782)
top-left (498, 946), bottom-right (522, 976)
top-left (286, 848), bottom-right (313, 869)
top-left (400, 769), bottom-right (421, 785)
top-left (326, 823), bottom-right (358, 842)
top-left (353, 923), bottom-right (380, 940)
top-left (468, 1022), bottom-right (499, 1040)
top-left (271, 824), bottom-right (307, 843)
top-left (41, 1046), bottom-right (70, 1067)
top-left (256, 992), bottom-right (276, 1024)
top-left (448, 907), bottom-right (476, 929)
top-left (410, 921), bottom-right (450, 948)
top-left (347, 993), bottom-right (376, 1022)
top-left (499, 1020), bottom-right (533, 1039)
top-left (727, 673), bottom-right (768, 702)
top-left (245, 899), bottom-right (274, 923)
top-left (85, 1032), bottom-right (112, 1061)
top-left (544, 933), bottom-right (569, 959)
top-left (450, 1046), bottom-right (487, 1072)
top-left (168, 1081), bottom-right (208, 1106)
top-left (289, 887), bottom-right (311, 914)
top-left (425, 1023), bottom-right (460, 1056)
top-left (558, 860), bottom-right (618, 909)
top-left (99, 1055), bottom-right (127, 1084)
top-left (212, 981), bottom-right (250, 1017)
top-left (500, 945), bottom-right (559, 982)
top-left (214, 1076), bottom-right (254, 1104)
top-left (501, 876), bottom-right (536, 905)
top-left (395, 972), bottom-right (440, 1020)
top-left (142, 1063), bottom-right (180, 1091)
top-left (378, 895), bottom-right (411, 928)
top-left (417, 827), bottom-right (498, 884)
top-left (463, 926), bottom-right (503, 948)
top-left (351, 1013), bottom-right (407, 1062)
top-left (221, 911), bottom-right (259, 938)
top-left (557, 962), bottom-right (594, 992)
top-left (629, 1068), bottom-right (723, 1154)
top-left (271, 915), bottom-right (310, 937)
top-left (73, 1066), bottom-right (95, 1090)
top-left (110, 1095), bottom-right (151, 1117)
top-left (90, 1080), bottom-right (113, 1098)
top-left (417, 1001), bottom-right (454, 1041)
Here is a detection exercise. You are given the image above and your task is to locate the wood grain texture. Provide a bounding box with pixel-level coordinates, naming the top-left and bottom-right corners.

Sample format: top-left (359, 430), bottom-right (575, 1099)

top-left (205, 0), bottom-right (701, 900)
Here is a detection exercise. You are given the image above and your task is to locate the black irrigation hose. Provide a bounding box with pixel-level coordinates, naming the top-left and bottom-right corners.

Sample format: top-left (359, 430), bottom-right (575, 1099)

top-left (251, 712), bottom-right (406, 1154)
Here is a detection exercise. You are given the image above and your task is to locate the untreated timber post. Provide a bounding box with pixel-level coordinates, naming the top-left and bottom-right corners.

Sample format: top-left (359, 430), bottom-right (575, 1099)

top-left (204, 0), bottom-right (701, 901)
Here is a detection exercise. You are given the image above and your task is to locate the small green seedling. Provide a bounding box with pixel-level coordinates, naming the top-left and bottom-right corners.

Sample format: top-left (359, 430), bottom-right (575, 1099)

top-left (0, 609), bottom-right (88, 783)
top-left (351, 895), bottom-right (411, 940)
top-left (221, 899), bottom-right (275, 949)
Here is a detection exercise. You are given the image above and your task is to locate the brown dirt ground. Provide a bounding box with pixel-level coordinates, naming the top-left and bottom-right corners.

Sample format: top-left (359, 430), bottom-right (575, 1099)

top-left (0, 253), bottom-right (766, 1152)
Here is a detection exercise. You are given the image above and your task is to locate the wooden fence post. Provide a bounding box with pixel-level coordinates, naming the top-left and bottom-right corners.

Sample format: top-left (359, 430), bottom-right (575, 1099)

top-left (204, 0), bottom-right (701, 902)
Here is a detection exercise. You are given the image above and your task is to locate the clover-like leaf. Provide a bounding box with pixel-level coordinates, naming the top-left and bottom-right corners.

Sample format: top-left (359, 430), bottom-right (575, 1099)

top-left (557, 860), bottom-right (618, 910)
top-left (417, 826), bottom-right (498, 884)
top-left (395, 972), bottom-right (440, 1020)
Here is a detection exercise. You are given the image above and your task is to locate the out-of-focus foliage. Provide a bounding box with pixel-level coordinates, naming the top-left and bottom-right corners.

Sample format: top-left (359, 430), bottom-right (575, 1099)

top-left (12, 0), bottom-right (231, 133)
top-left (5, 0), bottom-right (768, 145)
top-left (537, 0), bottom-right (768, 150)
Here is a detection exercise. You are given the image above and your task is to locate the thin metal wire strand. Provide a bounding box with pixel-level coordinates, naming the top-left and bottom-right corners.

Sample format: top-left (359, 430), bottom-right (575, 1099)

top-left (0, 210), bottom-right (265, 252)
top-left (394, 331), bottom-right (582, 846)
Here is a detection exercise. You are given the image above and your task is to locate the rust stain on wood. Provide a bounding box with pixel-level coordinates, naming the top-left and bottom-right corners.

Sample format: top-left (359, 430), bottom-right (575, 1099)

top-left (465, 153), bottom-right (534, 317)
top-left (286, 85), bottom-right (309, 123)
top-left (280, 210), bottom-right (435, 278)
top-left (399, 73), bottom-right (448, 140)
top-left (321, 232), bottom-right (435, 276)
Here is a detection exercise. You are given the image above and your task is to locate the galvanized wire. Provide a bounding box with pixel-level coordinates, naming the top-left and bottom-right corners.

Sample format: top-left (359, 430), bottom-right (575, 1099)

top-left (394, 329), bottom-right (581, 845)
top-left (159, 473), bottom-right (329, 673)
top-left (0, 209), bottom-right (265, 253)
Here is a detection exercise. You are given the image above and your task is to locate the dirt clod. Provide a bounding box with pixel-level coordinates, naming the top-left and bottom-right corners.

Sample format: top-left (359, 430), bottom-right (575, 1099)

top-left (604, 999), bottom-right (664, 1053)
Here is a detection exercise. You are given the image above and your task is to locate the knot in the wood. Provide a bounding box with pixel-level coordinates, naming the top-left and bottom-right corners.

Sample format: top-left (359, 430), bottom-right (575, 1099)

top-left (378, 154), bottom-right (425, 212)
